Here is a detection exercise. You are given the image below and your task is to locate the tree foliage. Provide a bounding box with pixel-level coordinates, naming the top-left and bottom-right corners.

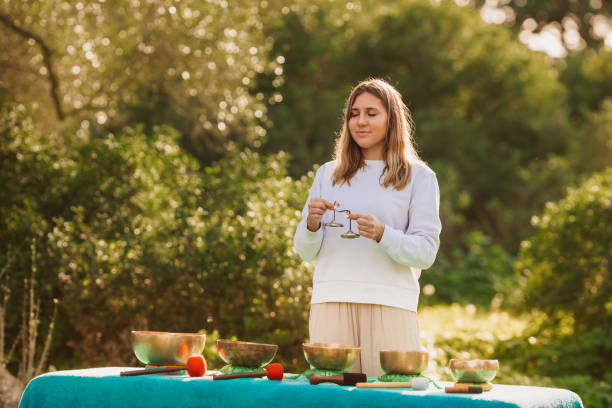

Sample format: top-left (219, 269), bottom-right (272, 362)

top-left (569, 97), bottom-right (612, 175)
top-left (472, 0), bottom-right (611, 49)
top-left (561, 48), bottom-right (612, 119)
top-left (515, 167), bottom-right (612, 378)
top-left (420, 230), bottom-right (515, 307)
top-left (257, 0), bottom-right (572, 251)
top-left (0, 103), bottom-right (312, 367)
top-left (0, 2), bottom-right (610, 397)
top-left (0, 0), bottom-right (281, 163)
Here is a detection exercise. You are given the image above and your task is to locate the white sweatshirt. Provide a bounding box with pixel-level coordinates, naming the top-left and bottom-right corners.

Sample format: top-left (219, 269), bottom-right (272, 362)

top-left (293, 159), bottom-right (441, 311)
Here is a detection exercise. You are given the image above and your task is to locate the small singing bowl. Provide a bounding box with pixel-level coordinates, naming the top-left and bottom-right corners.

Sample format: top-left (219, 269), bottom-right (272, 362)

top-left (216, 339), bottom-right (278, 368)
top-left (132, 331), bottom-right (206, 366)
top-left (302, 342), bottom-right (360, 371)
top-left (380, 350), bottom-right (429, 375)
top-left (449, 359), bottom-right (499, 383)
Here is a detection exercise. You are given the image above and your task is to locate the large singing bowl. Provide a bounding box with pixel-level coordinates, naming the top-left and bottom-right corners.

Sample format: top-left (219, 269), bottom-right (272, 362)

top-left (216, 339), bottom-right (279, 368)
top-left (380, 350), bottom-right (429, 375)
top-left (302, 342), bottom-right (360, 371)
top-left (449, 359), bottom-right (499, 383)
top-left (132, 331), bottom-right (206, 365)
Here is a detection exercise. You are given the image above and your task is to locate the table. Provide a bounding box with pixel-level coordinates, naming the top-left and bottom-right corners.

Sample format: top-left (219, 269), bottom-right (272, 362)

top-left (19, 367), bottom-right (583, 408)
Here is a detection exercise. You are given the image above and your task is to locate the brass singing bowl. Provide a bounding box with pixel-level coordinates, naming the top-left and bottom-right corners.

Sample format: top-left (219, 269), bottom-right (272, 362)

top-left (302, 342), bottom-right (360, 371)
top-left (380, 350), bottom-right (429, 375)
top-left (217, 339), bottom-right (279, 368)
top-left (132, 331), bottom-right (206, 365)
top-left (449, 359), bottom-right (499, 383)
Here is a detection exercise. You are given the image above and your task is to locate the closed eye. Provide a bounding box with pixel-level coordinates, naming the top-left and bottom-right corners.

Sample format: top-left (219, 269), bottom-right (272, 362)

top-left (350, 112), bottom-right (378, 118)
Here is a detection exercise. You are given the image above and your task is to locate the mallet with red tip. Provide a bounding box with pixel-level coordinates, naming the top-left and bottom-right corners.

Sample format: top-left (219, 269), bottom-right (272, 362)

top-left (120, 354), bottom-right (207, 377)
top-left (212, 363), bottom-right (284, 380)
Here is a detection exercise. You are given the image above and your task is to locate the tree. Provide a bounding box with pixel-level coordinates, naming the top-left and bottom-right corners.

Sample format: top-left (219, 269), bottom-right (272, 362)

top-left (472, 0), bottom-right (611, 50)
top-left (515, 167), bottom-right (612, 378)
top-left (0, 0), bottom-right (281, 163)
top-left (561, 48), bottom-right (612, 119)
top-left (257, 0), bottom-right (572, 251)
top-left (569, 97), bottom-right (612, 175)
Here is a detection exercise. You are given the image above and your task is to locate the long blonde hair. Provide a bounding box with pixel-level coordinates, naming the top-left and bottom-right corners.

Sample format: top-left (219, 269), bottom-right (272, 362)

top-left (332, 78), bottom-right (420, 190)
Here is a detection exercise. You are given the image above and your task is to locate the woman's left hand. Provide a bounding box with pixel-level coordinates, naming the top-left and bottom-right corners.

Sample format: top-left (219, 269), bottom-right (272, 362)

top-left (347, 213), bottom-right (385, 242)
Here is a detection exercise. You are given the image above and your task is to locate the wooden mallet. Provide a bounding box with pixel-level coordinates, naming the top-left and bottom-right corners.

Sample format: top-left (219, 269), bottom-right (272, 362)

top-left (309, 373), bottom-right (367, 386)
top-left (445, 384), bottom-right (484, 393)
top-left (120, 354), bottom-right (207, 377)
top-left (212, 363), bottom-right (284, 380)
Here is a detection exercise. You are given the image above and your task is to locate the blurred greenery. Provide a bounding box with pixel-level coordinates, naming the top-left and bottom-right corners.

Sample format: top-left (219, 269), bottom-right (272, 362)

top-left (562, 49), bottom-right (612, 119)
top-left (257, 0), bottom-right (574, 252)
top-left (0, 104), bottom-right (312, 368)
top-left (420, 304), bottom-right (612, 408)
top-left (420, 230), bottom-right (515, 308)
top-left (0, 0), bottom-right (610, 406)
top-left (513, 168), bottom-right (612, 378)
top-left (0, 0), bottom-right (276, 163)
top-left (472, 0), bottom-right (611, 49)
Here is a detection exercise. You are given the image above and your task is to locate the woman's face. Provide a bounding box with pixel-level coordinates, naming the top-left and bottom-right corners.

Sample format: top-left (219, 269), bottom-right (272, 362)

top-left (348, 92), bottom-right (389, 159)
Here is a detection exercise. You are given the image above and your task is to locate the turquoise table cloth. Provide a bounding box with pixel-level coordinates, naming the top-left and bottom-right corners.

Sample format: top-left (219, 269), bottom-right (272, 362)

top-left (19, 367), bottom-right (583, 408)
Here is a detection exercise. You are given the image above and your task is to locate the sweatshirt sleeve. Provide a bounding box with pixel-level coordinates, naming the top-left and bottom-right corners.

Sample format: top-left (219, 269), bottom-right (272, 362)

top-left (293, 166), bottom-right (325, 262)
top-left (377, 167), bottom-right (441, 269)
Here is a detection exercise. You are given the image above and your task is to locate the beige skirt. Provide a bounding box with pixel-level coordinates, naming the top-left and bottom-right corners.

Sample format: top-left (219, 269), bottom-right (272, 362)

top-left (309, 302), bottom-right (421, 378)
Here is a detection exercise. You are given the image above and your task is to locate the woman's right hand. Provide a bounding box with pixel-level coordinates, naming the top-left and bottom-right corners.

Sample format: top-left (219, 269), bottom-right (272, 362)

top-left (306, 198), bottom-right (336, 232)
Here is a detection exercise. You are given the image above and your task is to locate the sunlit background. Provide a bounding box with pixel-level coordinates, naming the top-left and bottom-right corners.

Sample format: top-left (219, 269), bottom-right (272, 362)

top-left (0, 1), bottom-right (610, 407)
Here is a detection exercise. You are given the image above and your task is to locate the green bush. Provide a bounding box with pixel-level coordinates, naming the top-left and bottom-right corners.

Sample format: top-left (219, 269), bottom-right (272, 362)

top-left (420, 305), bottom-right (609, 408)
top-left (420, 230), bottom-right (515, 308)
top-left (0, 104), bottom-right (313, 370)
top-left (512, 168), bottom-right (612, 379)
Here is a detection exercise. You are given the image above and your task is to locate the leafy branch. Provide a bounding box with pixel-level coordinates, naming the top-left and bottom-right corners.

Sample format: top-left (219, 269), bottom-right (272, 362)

top-left (0, 12), bottom-right (64, 120)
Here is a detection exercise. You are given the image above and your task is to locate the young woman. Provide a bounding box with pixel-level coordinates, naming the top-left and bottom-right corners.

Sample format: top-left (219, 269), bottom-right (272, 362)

top-left (293, 78), bottom-right (441, 377)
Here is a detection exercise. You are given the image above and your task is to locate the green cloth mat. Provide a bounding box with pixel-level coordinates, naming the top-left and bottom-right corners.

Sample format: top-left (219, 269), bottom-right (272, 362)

top-left (19, 367), bottom-right (584, 408)
top-left (378, 373), bottom-right (418, 382)
top-left (302, 368), bottom-right (345, 378)
top-left (219, 366), bottom-right (341, 379)
top-left (378, 373), bottom-right (443, 389)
